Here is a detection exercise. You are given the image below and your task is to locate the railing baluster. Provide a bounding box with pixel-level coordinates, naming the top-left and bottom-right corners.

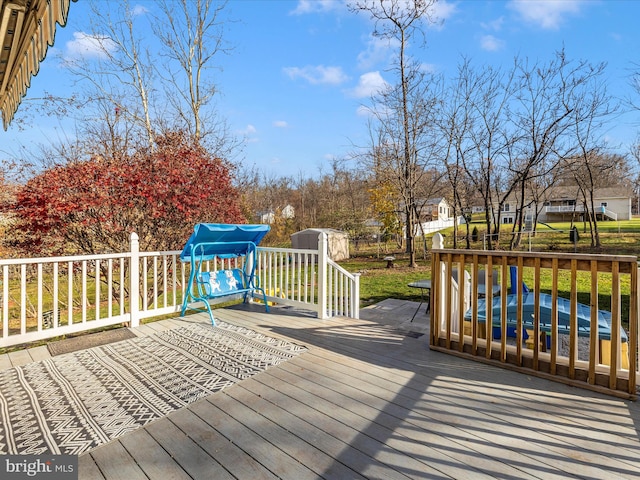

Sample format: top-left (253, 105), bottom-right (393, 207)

top-left (68, 261), bottom-right (73, 326)
top-left (610, 261), bottom-right (621, 389)
top-left (82, 260), bottom-right (87, 324)
top-left (2, 265), bottom-right (8, 338)
top-left (37, 263), bottom-right (43, 331)
top-left (170, 254), bottom-right (176, 307)
top-left (107, 259), bottom-right (113, 319)
top-left (588, 260), bottom-right (598, 383)
top-left (153, 256), bottom-right (158, 310)
top-left (162, 256), bottom-right (167, 309)
top-left (95, 259), bottom-right (101, 321)
top-left (20, 264), bottom-right (26, 335)
top-left (120, 258), bottom-right (125, 317)
top-left (569, 259), bottom-right (578, 379)
top-left (53, 262), bottom-right (59, 329)
top-left (550, 258), bottom-right (559, 375)
top-left (142, 258), bottom-right (148, 312)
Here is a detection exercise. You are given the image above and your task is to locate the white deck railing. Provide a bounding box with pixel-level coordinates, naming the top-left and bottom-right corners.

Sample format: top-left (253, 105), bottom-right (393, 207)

top-left (545, 205), bottom-right (585, 214)
top-left (0, 232), bottom-right (360, 348)
top-left (256, 232), bottom-right (360, 319)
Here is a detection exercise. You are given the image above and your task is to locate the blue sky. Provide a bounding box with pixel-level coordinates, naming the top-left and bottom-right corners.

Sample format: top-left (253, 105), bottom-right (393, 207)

top-left (6, 0), bottom-right (640, 178)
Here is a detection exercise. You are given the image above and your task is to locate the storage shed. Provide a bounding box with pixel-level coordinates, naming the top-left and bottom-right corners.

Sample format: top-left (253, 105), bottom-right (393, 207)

top-left (291, 228), bottom-right (350, 261)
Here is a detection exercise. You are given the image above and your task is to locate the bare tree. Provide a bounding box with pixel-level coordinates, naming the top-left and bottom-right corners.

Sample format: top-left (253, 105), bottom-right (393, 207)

top-left (153, 0), bottom-right (234, 146)
top-left (566, 153), bottom-right (630, 247)
top-left (42, 0), bottom-right (238, 159)
top-left (439, 58), bottom-right (482, 248)
top-left (351, 0), bottom-right (439, 266)
top-left (507, 51), bottom-right (610, 249)
top-left (454, 60), bottom-right (518, 250)
top-left (564, 67), bottom-right (620, 247)
top-left (65, 0), bottom-right (157, 149)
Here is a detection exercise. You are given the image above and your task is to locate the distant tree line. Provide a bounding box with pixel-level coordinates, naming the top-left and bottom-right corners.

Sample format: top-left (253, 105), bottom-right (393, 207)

top-left (2, 0), bottom-right (639, 260)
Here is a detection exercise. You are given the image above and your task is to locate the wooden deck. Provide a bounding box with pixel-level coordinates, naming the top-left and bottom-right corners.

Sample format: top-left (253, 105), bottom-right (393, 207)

top-left (3, 299), bottom-right (640, 479)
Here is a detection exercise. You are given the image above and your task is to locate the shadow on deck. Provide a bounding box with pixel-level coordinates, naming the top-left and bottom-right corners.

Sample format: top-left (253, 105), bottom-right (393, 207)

top-left (3, 299), bottom-right (640, 479)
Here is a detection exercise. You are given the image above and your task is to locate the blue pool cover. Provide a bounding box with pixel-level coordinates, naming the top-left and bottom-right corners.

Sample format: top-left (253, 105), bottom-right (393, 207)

top-left (465, 292), bottom-right (627, 342)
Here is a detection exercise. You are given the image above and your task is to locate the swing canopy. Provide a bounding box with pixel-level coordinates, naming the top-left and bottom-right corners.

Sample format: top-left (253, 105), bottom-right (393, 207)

top-left (179, 223), bottom-right (271, 262)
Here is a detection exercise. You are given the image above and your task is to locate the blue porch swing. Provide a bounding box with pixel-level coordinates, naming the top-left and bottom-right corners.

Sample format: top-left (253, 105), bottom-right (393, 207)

top-left (180, 223), bottom-right (271, 325)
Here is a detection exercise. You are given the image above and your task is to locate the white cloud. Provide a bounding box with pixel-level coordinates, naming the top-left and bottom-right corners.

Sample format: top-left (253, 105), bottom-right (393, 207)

top-left (430, 0), bottom-right (457, 25)
top-left (480, 35), bottom-right (504, 52)
top-left (273, 120), bottom-right (288, 128)
top-left (357, 34), bottom-right (398, 70)
top-left (508, 0), bottom-right (584, 30)
top-left (238, 124), bottom-right (257, 140)
top-left (350, 71), bottom-right (388, 98)
top-left (481, 16), bottom-right (505, 32)
top-left (65, 32), bottom-right (117, 59)
top-left (130, 4), bottom-right (149, 16)
top-left (283, 65), bottom-right (349, 85)
top-left (419, 63), bottom-right (438, 74)
top-left (290, 0), bottom-right (343, 15)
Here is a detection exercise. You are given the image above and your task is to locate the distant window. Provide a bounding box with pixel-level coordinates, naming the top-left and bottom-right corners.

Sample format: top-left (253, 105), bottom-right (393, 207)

top-left (502, 217), bottom-right (513, 224)
top-left (502, 204), bottom-right (510, 212)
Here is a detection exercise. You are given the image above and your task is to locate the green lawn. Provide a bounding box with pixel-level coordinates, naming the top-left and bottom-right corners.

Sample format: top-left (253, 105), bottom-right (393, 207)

top-left (346, 218), bottom-right (640, 314)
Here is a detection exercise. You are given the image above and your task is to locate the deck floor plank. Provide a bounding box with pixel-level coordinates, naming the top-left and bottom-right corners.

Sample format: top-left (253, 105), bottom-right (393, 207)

top-left (88, 439), bottom-right (149, 480)
top-left (77, 453), bottom-right (105, 480)
top-left (118, 427), bottom-right (192, 480)
top-left (219, 384), bottom-right (371, 479)
top-left (263, 356), bottom-right (542, 480)
top-left (0, 352), bottom-right (12, 371)
top-left (234, 376), bottom-right (426, 480)
top-left (241, 362), bottom-right (496, 480)
top-left (6, 348), bottom-right (34, 367)
top-left (26, 345), bottom-right (51, 362)
top-left (167, 403), bottom-right (280, 480)
top-left (5, 303), bottom-right (634, 480)
top-left (189, 395), bottom-right (320, 480)
top-left (143, 415), bottom-right (235, 480)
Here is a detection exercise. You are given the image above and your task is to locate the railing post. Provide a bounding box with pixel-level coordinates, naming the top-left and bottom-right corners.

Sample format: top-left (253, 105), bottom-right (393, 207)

top-left (432, 233), bottom-right (444, 335)
top-left (129, 232), bottom-right (140, 328)
top-left (352, 273), bottom-right (361, 319)
top-left (318, 232), bottom-right (328, 319)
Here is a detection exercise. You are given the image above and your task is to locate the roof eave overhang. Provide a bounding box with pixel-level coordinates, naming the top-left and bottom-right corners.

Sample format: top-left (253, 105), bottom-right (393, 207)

top-left (0, 0), bottom-right (73, 130)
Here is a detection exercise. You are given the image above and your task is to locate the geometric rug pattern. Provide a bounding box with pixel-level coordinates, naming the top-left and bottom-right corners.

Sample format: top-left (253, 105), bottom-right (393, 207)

top-left (0, 321), bottom-right (307, 455)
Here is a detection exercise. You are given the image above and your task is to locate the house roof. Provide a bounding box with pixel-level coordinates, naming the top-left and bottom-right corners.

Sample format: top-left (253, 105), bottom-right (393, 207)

top-left (0, 0), bottom-right (73, 129)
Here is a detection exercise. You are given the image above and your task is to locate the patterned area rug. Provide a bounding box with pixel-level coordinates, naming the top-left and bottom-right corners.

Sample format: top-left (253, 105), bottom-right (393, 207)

top-left (0, 321), bottom-right (307, 455)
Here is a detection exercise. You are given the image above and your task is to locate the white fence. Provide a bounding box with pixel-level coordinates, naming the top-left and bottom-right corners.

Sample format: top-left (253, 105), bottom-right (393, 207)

top-left (0, 232), bottom-right (360, 348)
top-left (415, 216), bottom-right (466, 236)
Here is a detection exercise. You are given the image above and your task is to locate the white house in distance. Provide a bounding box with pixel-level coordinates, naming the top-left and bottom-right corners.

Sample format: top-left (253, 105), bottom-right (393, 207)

top-left (257, 204), bottom-right (295, 224)
top-left (498, 186), bottom-right (632, 225)
top-left (417, 197), bottom-right (463, 235)
top-left (422, 198), bottom-right (452, 222)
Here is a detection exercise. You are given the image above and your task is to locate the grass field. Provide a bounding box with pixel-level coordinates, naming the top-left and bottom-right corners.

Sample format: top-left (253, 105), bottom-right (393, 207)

top-left (346, 218), bottom-right (640, 309)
